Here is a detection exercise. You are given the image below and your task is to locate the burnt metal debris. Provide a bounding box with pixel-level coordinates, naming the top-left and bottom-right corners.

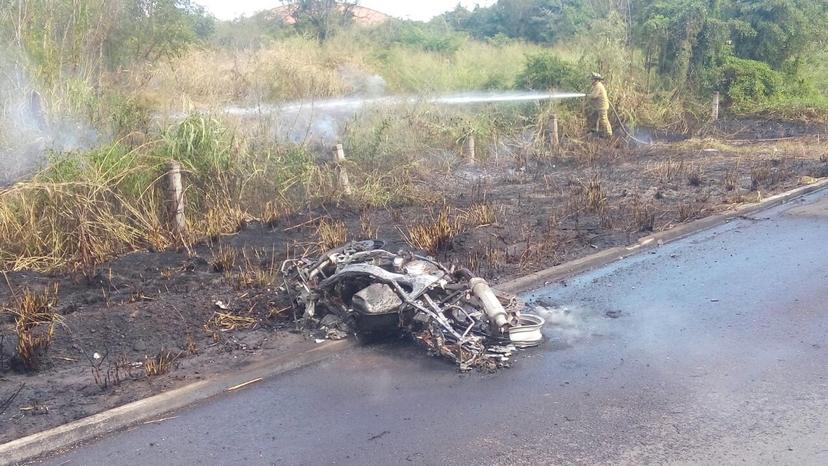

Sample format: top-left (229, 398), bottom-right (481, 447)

top-left (281, 241), bottom-right (544, 371)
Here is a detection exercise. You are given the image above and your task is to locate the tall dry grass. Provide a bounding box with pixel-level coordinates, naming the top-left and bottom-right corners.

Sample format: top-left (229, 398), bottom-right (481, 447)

top-left (0, 146), bottom-right (171, 273)
top-left (1, 103), bottom-right (518, 273)
top-left (0, 28), bottom-right (576, 274)
top-left (141, 34), bottom-right (542, 109)
top-left (146, 36), bottom-right (369, 108)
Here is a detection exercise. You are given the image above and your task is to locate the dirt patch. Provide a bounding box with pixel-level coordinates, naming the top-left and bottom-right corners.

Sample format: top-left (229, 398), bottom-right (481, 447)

top-left (2, 118), bottom-right (828, 442)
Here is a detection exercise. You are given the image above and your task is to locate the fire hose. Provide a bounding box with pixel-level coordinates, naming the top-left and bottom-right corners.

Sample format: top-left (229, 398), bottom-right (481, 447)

top-left (609, 100), bottom-right (654, 146)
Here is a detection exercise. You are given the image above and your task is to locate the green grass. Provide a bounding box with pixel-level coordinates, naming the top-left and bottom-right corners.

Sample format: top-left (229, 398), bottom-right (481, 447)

top-left (743, 52), bottom-right (828, 120)
top-left (370, 40), bottom-right (542, 93)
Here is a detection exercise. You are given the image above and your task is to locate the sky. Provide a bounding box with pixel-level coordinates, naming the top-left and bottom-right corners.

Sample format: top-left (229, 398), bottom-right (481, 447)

top-left (192, 1), bottom-right (497, 22)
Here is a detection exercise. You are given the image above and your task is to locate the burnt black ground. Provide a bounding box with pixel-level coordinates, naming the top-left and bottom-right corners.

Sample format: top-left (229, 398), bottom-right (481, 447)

top-left (34, 189), bottom-right (828, 465)
top-left (2, 117), bottom-right (826, 449)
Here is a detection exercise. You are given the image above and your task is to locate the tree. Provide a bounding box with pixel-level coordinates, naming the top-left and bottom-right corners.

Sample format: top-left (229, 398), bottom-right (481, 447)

top-left (113, 0), bottom-right (216, 66)
top-left (439, 0), bottom-right (598, 45)
top-left (712, 56), bottom-right (784, 108)
top-left (633, 0), bottom-right (710, 86)
top-left (729, 0), bottom-right (828, 71)
top-left (284, 0), bottom-right (357, 43)
top-left (632, 0), bottom-right (828, 90)
top-left (213, 11), bottom-right (287, 49)
top-left (516, 52), bottom-right (582, 90)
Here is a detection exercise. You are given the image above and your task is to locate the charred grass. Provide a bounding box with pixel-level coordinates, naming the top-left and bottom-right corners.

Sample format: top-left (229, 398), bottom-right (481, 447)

top-left (401, 202), bottom-right (499, 255)
top-left (2, 284), bottom-right (61, 372)
top-left (210, 244), bottom-right (238, 272)
top-left (316, 218), bottom-right (349, 250)
top-left (227, 248), bottom-right (278, 290)
top-left (3, 123), bottom-right (825, 285)
top-left (143, 349), bottom-right (180, 377)
top-left (628, 197), bottom-right (656, 232)
top-left (403, 206), bottom-right (462, 254)
top-left (648, 158), bottom-right (686, 184)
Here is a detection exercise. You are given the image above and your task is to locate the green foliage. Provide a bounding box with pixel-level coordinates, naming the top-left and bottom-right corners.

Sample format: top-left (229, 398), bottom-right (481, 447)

top-left (212, 12), bottom-right (287, 48)
top-left (284, 0), bottom-right (356, 43)
top-left (105, 94), bottom-right (154, 139)
top-left (449, 0), bottom-right (826, 108)
top-left (370, 20), bottom-right (464, 54)
top-left (516, 53), bottom-right (582, 91)
top-left (711, 57), bottom-right (784, 109)
top-left (163, 114), bottom-right (235, 175)
top-left (633, 0), bottom-right (828, 89)
top-left (370, 40), bottom-right (535, 93)
top-left (110, 0), bottom-right (215, 67)
top-left (40, 142), bottom-right (161, 201)
top-left (730, 0), bottom-right (828, 71)
top-left (439, 0), bottom-right (598, 45)
top-left (635, 0), bottom-right (711, 86)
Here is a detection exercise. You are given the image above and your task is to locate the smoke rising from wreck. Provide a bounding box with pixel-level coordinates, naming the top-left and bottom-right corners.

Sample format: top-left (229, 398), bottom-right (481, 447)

top-left (532, 304), bottom-right (607, 347)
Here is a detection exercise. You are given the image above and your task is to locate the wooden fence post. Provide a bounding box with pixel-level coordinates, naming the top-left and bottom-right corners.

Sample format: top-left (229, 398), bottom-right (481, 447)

top-left (29, 90), bottom-right (46, 130)
top-left (464, 134), bottom-right (476, 164)
top-left (711, 92), bottom-right (720, 122)
top-left (165, 161), bottom-right (186, 235)
top-left (332, 144), bottom-right (352, 196)
top-left (550, 114), bottom-right (560, 147)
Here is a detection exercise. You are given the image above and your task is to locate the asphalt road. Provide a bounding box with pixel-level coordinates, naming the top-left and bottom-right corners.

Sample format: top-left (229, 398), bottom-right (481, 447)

top-left (40, 190), bottom-right (828, 465)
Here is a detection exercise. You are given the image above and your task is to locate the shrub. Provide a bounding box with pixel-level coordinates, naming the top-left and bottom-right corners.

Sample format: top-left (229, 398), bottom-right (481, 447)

top-left (371, 21), bottom-right (464, 54)
top-left (712, 57), bottom-right (784, 110)
top-left (516, 53), bottom-right (582, 91)
top-left (105, 93), bottom-right (154, 140)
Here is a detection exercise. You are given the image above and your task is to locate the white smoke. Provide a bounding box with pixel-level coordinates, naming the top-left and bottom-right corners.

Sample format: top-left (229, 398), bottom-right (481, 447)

top-left (338, 65), bottom-right (387, 97)
top-left (531, 303), bottom-right (610, 347)
top-left (0, 54), bottom-right (97, 185)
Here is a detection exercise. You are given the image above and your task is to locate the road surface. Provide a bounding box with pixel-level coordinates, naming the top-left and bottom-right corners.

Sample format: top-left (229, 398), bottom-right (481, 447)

top-left (39, 190), bottom-right (828, 465)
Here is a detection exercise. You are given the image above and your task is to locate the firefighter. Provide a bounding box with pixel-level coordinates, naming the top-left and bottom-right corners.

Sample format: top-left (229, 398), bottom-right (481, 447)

top-left (587, 72), bottom-right (612, 138)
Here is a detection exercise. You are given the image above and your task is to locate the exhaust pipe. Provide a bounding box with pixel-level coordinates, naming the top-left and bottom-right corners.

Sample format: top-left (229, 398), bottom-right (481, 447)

top-left (469, 277), bottom-right (510, 333)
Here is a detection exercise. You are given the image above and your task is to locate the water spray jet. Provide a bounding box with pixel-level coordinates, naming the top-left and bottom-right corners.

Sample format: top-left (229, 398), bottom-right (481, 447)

top-left (220, 91), bottom-right (585, 144)
top-left (224, 91), bottom-right (585, 117)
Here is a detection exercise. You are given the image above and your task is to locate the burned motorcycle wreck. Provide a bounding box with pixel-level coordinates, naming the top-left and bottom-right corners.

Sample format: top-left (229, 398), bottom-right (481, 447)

top-left (282, 241), bottom-right (544, 371)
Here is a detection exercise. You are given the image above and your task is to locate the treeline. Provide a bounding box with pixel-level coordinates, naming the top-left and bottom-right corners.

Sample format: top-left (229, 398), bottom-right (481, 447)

top-left (3, 0), bottom-right (828, 118)
top-left (440, 0), bottom-right (828, 107)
